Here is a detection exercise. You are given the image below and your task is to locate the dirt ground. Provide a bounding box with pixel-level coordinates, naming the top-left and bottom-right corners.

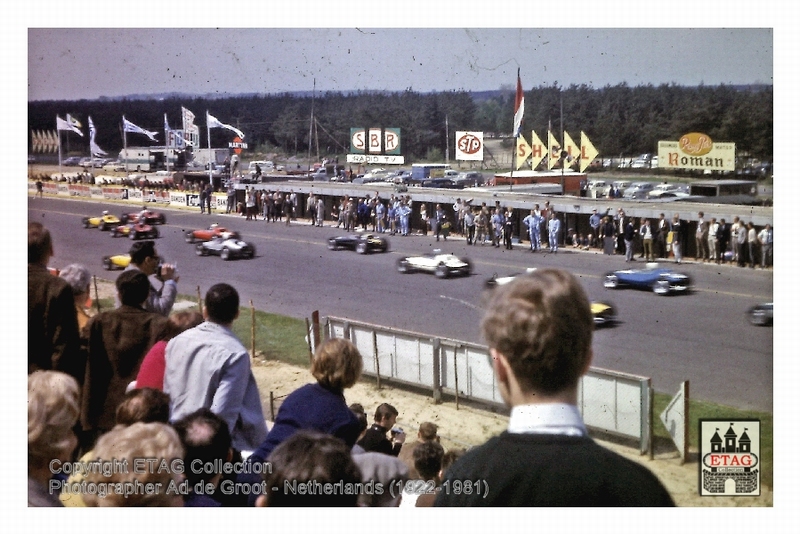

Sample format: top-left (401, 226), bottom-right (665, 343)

top-left (89, 280), bottom-right (772, 507)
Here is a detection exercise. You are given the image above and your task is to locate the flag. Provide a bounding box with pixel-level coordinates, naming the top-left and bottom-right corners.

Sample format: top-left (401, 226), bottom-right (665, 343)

top-left (529, 130), bottom-right (546, 170)
top-left (515, 135), bottom-right (532, 170)
top-left (207, 112), bottom-right (245, 139)
top-left (88, 117), bottom-right (107, 156)
top-left (123, 116), bottom-right (158, 142)
top-left (563, 131), bottom-right (580, 169)
top-left (579, 131), bottom-right (600, 172)
top-left (165, 113), bottom-right (190, 148)
top-left (67, 114), bottom-right (82, 129)
top-left (57, 115), bottom-right (83, 137)
top-left (513, 71), bottom-right (524, 137)
top-left (180, 107), bottom-right (199, 147)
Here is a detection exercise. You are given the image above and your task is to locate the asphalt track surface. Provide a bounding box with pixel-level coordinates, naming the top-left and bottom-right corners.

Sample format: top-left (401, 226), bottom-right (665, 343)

top-left (29, 196), bottom-right (773, 412)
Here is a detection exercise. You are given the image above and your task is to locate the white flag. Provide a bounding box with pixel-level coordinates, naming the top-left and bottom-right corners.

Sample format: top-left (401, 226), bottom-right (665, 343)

top-left (207, 112), bottom-right (245, 139)
top-left (123, 116), bottom-right (158, 142)
top-left (165, 113), bottom-right (191, 148)
top-left (88, 117), bottom-right (107, 156)
top-left (57, 115), bottom-right (83, 136)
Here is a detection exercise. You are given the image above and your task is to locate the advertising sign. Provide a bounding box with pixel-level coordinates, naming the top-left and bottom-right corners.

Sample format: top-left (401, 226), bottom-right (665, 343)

top-left (455, 131), bottom-right (483, 161)
top-left (658, 133), bottom-right (735, 172)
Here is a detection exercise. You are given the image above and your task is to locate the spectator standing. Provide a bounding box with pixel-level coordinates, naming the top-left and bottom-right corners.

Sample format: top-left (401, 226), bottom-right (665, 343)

top-left (464, 207), bottom-right (476, 244)
top-left (589, 208), bottom-right (602, 248)
top-left (730, 216), bottom-right (742, 264)
top-left (708, 217), bottom-right (720, 263)
top-left (671, 214), bottom-right (683, 264)
top-left (695, 211), bottom-right (709, 261)
top-left (121, 240), bottom-right (178, 316)
top-left (81, 270), bottom-right (169, 448)
top-left (717, 218), bottom-right (729, 264)
top-left (435, 269), bottom-right (674, 507)
top-left (418, 204), bottom-right (427, 236)
top-left (28, 222), bottom-right (83, 382)
top-left (205, 184), bottom-right (212, 214)
top-left (640, 218), bottom-right (654, 262)
top-left (199, 185), bottom-right (207, 214)
top-left (758, 223), bottom-right (773, 269)
top-left (601, 216), bottom-right (615, 255)
top-left (656, 213), bottom-right (669, 258)
top-left (547, 212), bottom-right (561, 253)
top-left (747, 222), bottom-right (758, 268)
top-left (490, 208), bottom-right (504, 248)
top-left (736, 218), bottom-right (747, 267)
top-left (164, 283), bottom-right (267, 454)
top-left (226, 182), bottom-right (235, 213)
top-left (503, 209), bottom-right (514, 250)
top-left (623, 217), bottom-right (636, 262)
top-left (316, 195), bottom-right (325, 227)
top-left (357, 403), bottom-right (405, 456)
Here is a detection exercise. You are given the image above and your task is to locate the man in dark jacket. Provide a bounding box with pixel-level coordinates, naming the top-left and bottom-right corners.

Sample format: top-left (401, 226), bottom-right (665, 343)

top-left (357, 403), bottom-right (405, 456)
top-left (81, 270), bottom-right (168, 449)
top-left (28, 222), bottom-right (83, 383)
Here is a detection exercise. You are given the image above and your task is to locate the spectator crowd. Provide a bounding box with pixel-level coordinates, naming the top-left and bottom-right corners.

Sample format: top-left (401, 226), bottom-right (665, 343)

top-left (29, 217), bottom-right (681, 507)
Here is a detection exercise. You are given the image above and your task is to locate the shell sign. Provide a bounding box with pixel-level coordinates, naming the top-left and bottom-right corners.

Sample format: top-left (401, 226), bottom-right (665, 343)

top-left (658, 133), bottom-right (735, 172)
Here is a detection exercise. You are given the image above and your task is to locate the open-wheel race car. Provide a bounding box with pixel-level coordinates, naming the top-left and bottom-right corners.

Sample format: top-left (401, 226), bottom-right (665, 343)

top-left (185, 224), bottom-right (239, 243)
top-left (111, 222), bottom-right (160, 240)
top-left (195, 234), bottom-right (256, 261)
top-left (396, 251), bottom-right (472, 278)
top-left (120, 209), bottom-right (167, 225)
top-left (747, 302), bottom-right (773, 326)
top-left (82, 211), bottom-right (121, 231)
top-left (485, 268), bottom-right (616, 326)
top-left (327, 233), bottom-right (389, 254)
top-left (603, 263), bottom-right (691, 295)
top-left (102, 253), bottom-right (132, 271)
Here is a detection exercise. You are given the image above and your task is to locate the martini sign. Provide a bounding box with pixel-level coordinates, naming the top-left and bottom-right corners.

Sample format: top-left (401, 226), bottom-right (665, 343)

top-left (658, 133), bottom-right (735, 172)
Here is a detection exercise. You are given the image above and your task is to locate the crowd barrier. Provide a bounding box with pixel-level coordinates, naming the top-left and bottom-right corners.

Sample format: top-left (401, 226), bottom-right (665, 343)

top-left (319, 316), bottom-right (653, 454)
top-left (29, 181), bottom-right (228, 210)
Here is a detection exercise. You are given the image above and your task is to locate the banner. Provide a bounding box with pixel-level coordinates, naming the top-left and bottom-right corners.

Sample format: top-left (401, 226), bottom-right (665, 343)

top-left (57, 115), bottom-right (83, 136)
top-left (207, 112), bottom-right (245, 139)
top-left (547, 131), bottom-right (561, 170)
top-left (513, 71), bottom-right (524, 137)
top-left (515, 135), bottom-right (531, 169)
top-left (562, 131), bottom-right (580, 169)
top-left (88, 117), bottom-right (108, 156)
top-left (455, 131), bottom-right (484, 161)
top-left (530, 130), bottom-right (546, 170)
top-left (579, 132), bottom-right (599, 172)
top-left (123, 116), bottom-right (158, 142)
top-left (657, 134), bottom-right (735, 172)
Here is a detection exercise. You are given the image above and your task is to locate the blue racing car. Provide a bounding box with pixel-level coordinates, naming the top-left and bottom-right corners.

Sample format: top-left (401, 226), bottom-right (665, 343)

top-left (603, 263), bottom-right (691, 295)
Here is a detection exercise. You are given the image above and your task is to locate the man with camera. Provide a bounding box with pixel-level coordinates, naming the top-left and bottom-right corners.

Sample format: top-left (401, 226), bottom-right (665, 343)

top-left (117, 240), bottom-right (179, 316)
top-left (357, 403), bottom-right (406, 456)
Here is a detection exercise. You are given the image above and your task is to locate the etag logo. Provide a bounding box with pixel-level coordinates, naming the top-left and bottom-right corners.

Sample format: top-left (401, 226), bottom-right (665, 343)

top-left (457, 133), bottom-right (482, 155)
top-left (699, 420), bottom-right (760, 496)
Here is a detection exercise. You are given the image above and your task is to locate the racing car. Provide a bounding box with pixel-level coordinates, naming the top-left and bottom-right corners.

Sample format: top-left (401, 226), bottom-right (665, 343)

top-left (82, 211), bottom-right (121, 231)
top-left (184, 224), bottom-right (240, 243)
top-left (195, 234), bottom-right (256, 260)
top-left (120, 209), bottom-right (167, 225)
top-left (327, 233), bottom-right (389, 254)
top-left (396, 251), bottom-right (472, 278)
top-left (111, 222), bottom-right (160, 240)
top-left (747, 302), bottom-right (773, 326)
top-left (102, 253), bottom-right (131, 270)
top-left (485, 268), bottom-right (616, 326)
top-left (603, 263), bottom-right (691, 295)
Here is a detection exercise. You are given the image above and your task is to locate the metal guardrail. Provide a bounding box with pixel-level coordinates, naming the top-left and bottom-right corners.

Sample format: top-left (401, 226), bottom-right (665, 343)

top-left (319, 315), bottom-right (652, 454)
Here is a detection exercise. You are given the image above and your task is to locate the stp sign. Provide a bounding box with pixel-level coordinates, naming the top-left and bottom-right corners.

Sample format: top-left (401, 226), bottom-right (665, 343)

top-left (229, 137), bottom-right (248, 155)
top-left (455, 131), bottom-right (483, 161)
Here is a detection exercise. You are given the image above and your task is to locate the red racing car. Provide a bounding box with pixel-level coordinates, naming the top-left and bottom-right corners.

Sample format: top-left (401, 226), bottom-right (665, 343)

top-left (111, 222), bottom-right (160, 240)
top-left (120, 209), bottom-right (167, 225)
top-left (184, 224), bottom-right (240, 243)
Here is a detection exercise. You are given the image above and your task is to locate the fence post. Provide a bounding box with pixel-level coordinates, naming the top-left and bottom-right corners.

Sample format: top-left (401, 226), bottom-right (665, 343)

top-left (197, 286), bottom-right (203, 315)
top-left (305, 317), bottom-right (314, 365)
top-left (373, 330), bottom-right (381, 390)
top-left (269, 391), bottom-right (275, 421)
top-left (311, 310), bottom-right (320, 350)
top-left (452, 344), bottom-right (460, 410)
top-left (92, 275), bottom-right (101, 313)
top-left (432, 338), bottom-right (442, 404)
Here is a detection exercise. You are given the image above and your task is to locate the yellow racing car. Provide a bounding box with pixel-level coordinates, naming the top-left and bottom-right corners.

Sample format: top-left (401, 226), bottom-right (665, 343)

top-left (82, 211), bottom-right (121, 231)
top-left (102, 253), bottom-right (131, 271)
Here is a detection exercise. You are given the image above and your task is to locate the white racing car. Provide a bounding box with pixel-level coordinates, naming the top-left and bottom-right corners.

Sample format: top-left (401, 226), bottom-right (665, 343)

top-left (195, 233), bottom-right (256, 260)
top-left (396, 250), bottom-right (472, 278)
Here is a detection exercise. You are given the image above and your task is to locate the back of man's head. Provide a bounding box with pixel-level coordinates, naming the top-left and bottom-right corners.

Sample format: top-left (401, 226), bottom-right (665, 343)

top-left (418, 422), bottom-right (438, 441)
top-left (373, 403), bottom-right (398, 424)
top-left (204, 283), bottom-right (239, 324)
top-left (173, 408), bottom-right (232, 487)
top-left (263, 430), bottom-right (361, 507)
top-left (28, 222), bottom-right (52, 265)
top-left (413, 441), bottom-right (444, 481)
top-left (115, 387), bottom-right (171, 426)
top-left (349, 403), bottom-right (368, 435)
top-left (481, 268), bottom-right (593, 395)
top-left (116, 270), bottom-right (151, 307)
top-left (129, 240), bottom-right (157, 266)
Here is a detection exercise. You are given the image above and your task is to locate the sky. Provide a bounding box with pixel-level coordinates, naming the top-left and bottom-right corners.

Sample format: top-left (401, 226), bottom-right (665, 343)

top-left (28, 27), bottom-right (773, 101)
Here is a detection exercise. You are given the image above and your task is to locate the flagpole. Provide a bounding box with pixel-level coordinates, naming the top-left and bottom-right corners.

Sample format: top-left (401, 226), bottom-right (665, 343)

top-left (122, 116), bottom-right (129, 177)
top-left (57, 116), bottom-right (62, 180)
top-left (207, 112), bottom-right (213, 186)
top-left (560, 91), bottom-right (565, 195)
top-left (165, 114), bottom-right (170, 173)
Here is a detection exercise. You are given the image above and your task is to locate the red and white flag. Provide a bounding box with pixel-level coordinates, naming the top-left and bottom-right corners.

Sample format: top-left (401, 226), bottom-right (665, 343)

top-left (513, 70), bottom-right (524, 137)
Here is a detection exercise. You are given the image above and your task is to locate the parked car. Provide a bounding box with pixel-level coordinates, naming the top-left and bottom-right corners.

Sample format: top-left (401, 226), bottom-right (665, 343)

top-left (195, 235), bottom-right (256, 260)
top-left (603, 263), bottom-right (691, 295)
top-left (111, 222), bottom-right (160, 240)
top-left (78, 157), bottom-right (94, 168)
top-left (185, 224), bottom-right (240, 243)
top-left (82, 211), bottom-right (122, 231)
top-left (747, 303), bottom-right (773, 326)
top-left (648, 183), bottom-right (683, 198)
top-left (102, 253), bottom-right (132, 270)
top-left (421, 178), bottom-right (464, 189)
top-left (327, 233), bottom-right (389, 254)
top-left (453, 171), bottom-right (485, 187)
top-left (63, 156), bottom-right (82, 166)
top-left (622, 182), bottom-right (656, 199)
top-left (120, 210), bottom-right (167, 225)
top-left (248, 160), bottom-right (274, 178)
top-left (396, 251), bottom-right (472, 278)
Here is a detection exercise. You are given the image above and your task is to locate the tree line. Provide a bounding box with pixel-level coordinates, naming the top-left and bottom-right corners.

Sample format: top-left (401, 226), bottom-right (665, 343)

top-left (28, 83), bottom-right (772, 164)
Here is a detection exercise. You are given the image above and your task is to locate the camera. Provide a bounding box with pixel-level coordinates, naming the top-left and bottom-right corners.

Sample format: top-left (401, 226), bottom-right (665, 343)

top-left (390, 427), bottom-right (404, 435)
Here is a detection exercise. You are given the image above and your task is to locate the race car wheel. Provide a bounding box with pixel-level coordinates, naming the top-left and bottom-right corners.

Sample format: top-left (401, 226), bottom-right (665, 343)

top-left (99, 221), bottom-right (106, 231)
top-left (120, 214), bottom-right (129, 224)
top-left (327, 239), bottom-right (338, 251)
top-left (748, 307), bottom-right (769, 326)
top-left (151, 228), bottom-right (159, 239)
top-left (435, 264), bottom-right (449, 279)
top-left (603, 274), bottom-right (619, 289)
top-left (129, 230), bottom-right (137, 240)
top-left (221, 248), bottom-right (231, 261)
top-left (652, 279), bottom-right (670, 295)
top-left (185, 232), bottom-right (195, 243)
top-left (356, 242), bottom-right (368, 254)
top-left (195, 244), bottom-right (207, 256)
top-left (397, 259), bottom-right (412, 273)
top-left (82, 218), bottom-right (90, 228)
top-left (464, 260), bottom-right (473, 275)
top-left (245, 246), bottom-right (255, 259)
top-left (158, 215), bottom-right (166, 225)
top-left (102, 258), bottom-right (112, 270)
